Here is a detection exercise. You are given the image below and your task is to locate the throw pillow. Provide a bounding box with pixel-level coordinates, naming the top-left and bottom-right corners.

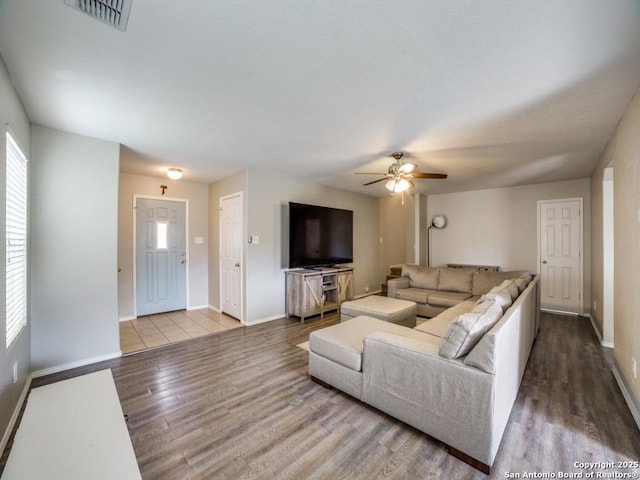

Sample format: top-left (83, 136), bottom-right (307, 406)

top-left (472, 299), bottom-right (494, 315)
top-left (505, 281), bottom-right (519, 300)
top-left (480, 289), bottom-right (512, 311)
top-left (463, 332), bottom-right (496, 373)
top-left (491, 279), bottom-right (513, 293)
top-left (514, 273), bottom-right (533, 292)
top-left (439, 303), bottom-right (503, 359)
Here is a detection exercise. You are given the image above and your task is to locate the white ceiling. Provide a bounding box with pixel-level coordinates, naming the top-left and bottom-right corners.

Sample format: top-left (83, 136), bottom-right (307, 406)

top-left (1, 0), bottom-right (639, 196)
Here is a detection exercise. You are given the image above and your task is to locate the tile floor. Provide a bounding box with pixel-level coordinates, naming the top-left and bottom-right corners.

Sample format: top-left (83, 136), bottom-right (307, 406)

top-left (120, 308), bottom-right (242, 354)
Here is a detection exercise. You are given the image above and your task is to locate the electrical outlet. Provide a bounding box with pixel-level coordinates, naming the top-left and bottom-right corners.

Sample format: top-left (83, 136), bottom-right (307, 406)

top-left (593, 300), bottom-right (597, 312)
top-left (633, 358), bottom-right (637, 379)
top-left (12, 361), bottom-right (18, 384)
top-left (364, 286), bottom-right (369, 293)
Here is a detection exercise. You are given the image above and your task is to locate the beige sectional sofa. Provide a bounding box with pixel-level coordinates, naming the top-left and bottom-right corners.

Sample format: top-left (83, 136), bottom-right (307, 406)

top-left (387, 264), bottom-right (529, 317)
top-left (308, 270), bottom-right (539, 473)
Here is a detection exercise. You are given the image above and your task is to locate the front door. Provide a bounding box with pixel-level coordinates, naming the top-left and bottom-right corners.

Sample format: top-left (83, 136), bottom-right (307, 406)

top-left (136, 197), bottom-right (187, 316)
top-left (220, 193), bottom-right (243, 321)
top-left (538, 199), bottom-right (583, 314)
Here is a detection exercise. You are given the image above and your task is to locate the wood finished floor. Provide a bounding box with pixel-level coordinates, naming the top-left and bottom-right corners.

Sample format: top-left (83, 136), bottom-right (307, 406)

top-left (120, 309), bottom-right (242, 354)
top-left (2, 312), bottom-right (639, 479)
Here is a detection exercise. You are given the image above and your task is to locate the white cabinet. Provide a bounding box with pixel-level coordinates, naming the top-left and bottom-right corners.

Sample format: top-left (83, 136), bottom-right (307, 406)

top-left (285, 267), bottom-right (354, 322)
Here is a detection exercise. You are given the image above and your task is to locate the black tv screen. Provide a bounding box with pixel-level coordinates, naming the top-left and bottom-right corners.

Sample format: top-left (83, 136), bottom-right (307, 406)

top-left (289, 202), bottom-right (353, 268)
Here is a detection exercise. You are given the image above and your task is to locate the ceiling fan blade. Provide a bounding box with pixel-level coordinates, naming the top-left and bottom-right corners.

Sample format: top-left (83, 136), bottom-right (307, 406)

top-left (363, 177), bottom-right (389, 186)
top-left (412, 173), bottom-right (448, 179)
top-left (355, 172), bottom-right (385, 175)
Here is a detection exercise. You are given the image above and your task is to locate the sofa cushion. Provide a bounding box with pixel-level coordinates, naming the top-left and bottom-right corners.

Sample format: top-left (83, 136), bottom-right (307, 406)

top-left (395, 287), bottom-right (432, 304)
top-left (489, 279), bottom-right (519, 301)
top-left (437, 268), bottom-right (473, 294)
top-left (471, 271), bottom-right (512, 296)
top-left (480, 289), bottom-right (512, 310)
top-left (505, 281), bottom-right (519, 300)
top-left (414, 299), bottom-right (476, 337)
top-left (438, 303), bottom-right (503, 359)
top-left (403, 264), bottom-right (440, 290)
top-left (472, 299), bottom-right (495, 315)
top-left (427, 290), bottom-right (472, 307)
top-left (471, 270), bottom-right (533, 295)
top-left (514, 273), bottom-right (533, 292)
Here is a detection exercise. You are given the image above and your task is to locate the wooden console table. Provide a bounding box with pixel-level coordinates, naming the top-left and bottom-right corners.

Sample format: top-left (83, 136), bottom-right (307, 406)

top-left (285, 267), bottom-right (354, 322)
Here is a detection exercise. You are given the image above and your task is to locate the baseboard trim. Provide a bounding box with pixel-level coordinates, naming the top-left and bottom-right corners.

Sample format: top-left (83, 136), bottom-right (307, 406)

top-left (585, 314), bottom-right (614, 348)
top-left (0, 373), bottom-right (33, 455)
top-left (246, 314), bottom-right (284, 326)
top-left (187, 305), bottom-right (209, 311)
top-left (540, 308), bottom-right (579, 316)
top-left (354, 290), bottom-right (382, 299)
top-left (31, 351), bottom-right (122, 379)
top-left (119, 316), bottom-right (136, 323)
top-left (207, 305), bottom-right (221, 313)
top-left (612, 360), bottom-right (640, 431)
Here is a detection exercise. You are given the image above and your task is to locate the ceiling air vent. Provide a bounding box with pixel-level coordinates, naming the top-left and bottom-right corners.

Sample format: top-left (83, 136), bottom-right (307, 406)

top-left (64, 0), bottom-right (133, 32)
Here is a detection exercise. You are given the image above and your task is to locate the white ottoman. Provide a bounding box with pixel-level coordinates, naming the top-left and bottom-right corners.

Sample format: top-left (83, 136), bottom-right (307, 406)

top-left (341, 296), bottom-right (417, 327)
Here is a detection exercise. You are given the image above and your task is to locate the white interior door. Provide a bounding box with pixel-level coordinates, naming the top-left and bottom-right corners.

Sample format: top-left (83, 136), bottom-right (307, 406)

top-left (136, 198), bottom-right (186, 316)
top-left (538, 199), bottom-right (583, 314)
top-left (220, 193), bottom-right (243, 321)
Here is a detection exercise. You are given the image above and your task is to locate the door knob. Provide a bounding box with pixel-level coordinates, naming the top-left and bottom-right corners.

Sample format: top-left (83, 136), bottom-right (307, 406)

top-left (542, 260), bottom-right (547, 264)
top-left (235, 263), bottom-right (240, 268)
top-left (181, 260), bottom-right (186, 264)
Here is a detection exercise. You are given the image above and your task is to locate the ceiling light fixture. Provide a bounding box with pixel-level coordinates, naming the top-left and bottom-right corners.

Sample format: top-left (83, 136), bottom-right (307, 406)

top-left (398, 162), bottom-right (417, 174)
top-left (385, 177), bottom-right (413, 193)
top-left (167, 168), bottom-right (182, 180)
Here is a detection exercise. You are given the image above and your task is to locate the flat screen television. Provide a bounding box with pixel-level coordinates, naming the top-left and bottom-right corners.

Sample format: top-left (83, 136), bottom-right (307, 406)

top-left (289, 202), bottom-right (353, 268)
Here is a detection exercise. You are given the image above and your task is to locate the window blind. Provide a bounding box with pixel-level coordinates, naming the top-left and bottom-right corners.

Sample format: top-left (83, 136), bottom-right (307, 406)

top-left (6, 130), bottom-right (28, 349)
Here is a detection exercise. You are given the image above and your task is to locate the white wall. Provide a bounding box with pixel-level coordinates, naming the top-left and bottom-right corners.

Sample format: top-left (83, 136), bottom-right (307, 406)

top-left (0, 56), bottom-right (31, 446)
top-left (427, 178), bottom-right (592, 311)
top-left (591, 88), bottom-right (640, 423)
top-left (378, 194), bottom-right (417, 278)
top-left (208, 170), bottom-right (380, 324)
top-left (30, 126), bottom-right (120, 371)
top-left (242, 170), bottom-right (380, 325)
top-left (118, 172), bottom-right (210, 320)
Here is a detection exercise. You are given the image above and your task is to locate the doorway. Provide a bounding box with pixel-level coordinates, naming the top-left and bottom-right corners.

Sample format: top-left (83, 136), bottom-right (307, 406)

top-left (537, 198), bottom-right (583, 314)
top-left (219, 192), bottom-right (243, 322)
top-left (135, 196), bottom-right (187, 316)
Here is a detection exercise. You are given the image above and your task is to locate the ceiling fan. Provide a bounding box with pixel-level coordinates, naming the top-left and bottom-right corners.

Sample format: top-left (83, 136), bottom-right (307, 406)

top-left (357, 152), bottom-right (447, 193)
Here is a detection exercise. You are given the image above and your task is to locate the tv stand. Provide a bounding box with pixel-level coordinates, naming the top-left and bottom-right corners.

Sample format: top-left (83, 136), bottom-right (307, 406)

top-left (285, 267), bottom-right (354, 322)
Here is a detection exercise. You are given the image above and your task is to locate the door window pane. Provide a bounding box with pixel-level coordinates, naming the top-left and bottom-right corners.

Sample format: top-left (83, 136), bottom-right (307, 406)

top-left (157, 222), bottom-right (168, 249)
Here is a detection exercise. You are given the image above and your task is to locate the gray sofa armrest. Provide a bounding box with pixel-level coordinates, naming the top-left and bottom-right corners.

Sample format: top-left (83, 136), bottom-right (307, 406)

top-left (361, 331), bottom-right (494, 465)
top-left (386, 276), bottom-right (409, 298)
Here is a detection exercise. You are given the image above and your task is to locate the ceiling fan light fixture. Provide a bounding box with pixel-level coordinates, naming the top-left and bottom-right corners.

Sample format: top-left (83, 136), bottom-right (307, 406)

top-left (385, 177), bottom-right (411, 193)
top-left (167, 167), bottom-right (183, 180)
top-left (398, 163), bottom-right (417, 174)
